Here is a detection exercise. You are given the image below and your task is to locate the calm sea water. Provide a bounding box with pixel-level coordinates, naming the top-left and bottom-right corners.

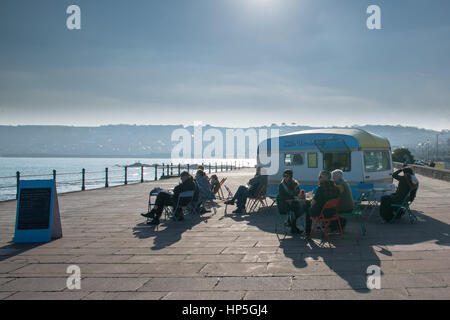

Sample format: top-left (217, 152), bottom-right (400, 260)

top-left (0, 157), bottom-right (255, 201)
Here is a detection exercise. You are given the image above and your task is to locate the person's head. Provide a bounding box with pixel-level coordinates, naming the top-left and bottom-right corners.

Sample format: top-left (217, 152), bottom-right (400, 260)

top-left (331, 169), bottom-right (344, 183)
top-left (180, 171), bottom-right (191, 182)
top-left (403, 167), bottom-right (414, 175)
top-left (282, 169), bottom-right (293, 183)
top-left (211, 174), bottom-right (218, 182)
top-left (198, 165), bottom-right (205, 171)
top-left (318, 170), bottom-right (331, 183)
top-left (196, 169), bottom-right (205, 177)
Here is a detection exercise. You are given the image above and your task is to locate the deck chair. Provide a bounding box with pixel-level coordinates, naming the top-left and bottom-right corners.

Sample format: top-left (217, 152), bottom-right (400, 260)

top-left (223, 185), bottom-right (234, 200)
top-left (265, 184), bottom-right (279, 209)
top-left (146, 189), bottom-right (172, 224)
top-left (214, 178), bottom-right (227, 200)
top-left (309, 198), bottom-right (342, 243)
top-left (339, 199), bottom-right (366, 236)
top-left (391, 188), bottom-right (418, 224)
top-left (246, 185), bottom-right (268, 213)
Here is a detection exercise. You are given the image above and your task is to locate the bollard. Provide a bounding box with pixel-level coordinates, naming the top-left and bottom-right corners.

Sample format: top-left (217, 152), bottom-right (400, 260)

top-left (82, 168), bottom-right (86, 191)
top-left (155, 164), bottom-right (158, 181)
top-left (124, 167), bottom-right (127, 185)
top-left (105, 168), bottom-right (109, 188)
top-left (16, 171), bottom-right (20, 200)
top-left (141, 166), bottom-right (144, 183)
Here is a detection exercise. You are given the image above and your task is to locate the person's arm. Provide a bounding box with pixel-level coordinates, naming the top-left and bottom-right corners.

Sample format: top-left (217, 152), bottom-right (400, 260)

top-left (392, 169), bottom-right (403, 181)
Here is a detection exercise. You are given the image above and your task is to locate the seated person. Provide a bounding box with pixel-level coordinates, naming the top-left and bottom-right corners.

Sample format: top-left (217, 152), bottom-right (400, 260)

top-left (224, 167), bottom-right (267, 214)
top-left (141, 171), bottom-right (198, 225)
top-left (379, 167), bottom-right (419, 222)
top-left (277, 169), bottom-right (310, 234)
top-left (332, 169), bottom-right (354, 213)
top-left (305, 170), bottom-right (345, 235)
top-left (195, 170), bottom-right (215, 213)
top-left (210, 174), bottom-right (220, 193)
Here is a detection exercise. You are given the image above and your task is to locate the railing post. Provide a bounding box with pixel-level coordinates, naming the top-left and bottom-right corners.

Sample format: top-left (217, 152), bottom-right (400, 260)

top-left (187, 164), bottom-right (190, 174)
top-left (16, 171), bottom-right (20, 200)
top-left (221, 163), bottom-right (223, 172)
top-left (155, 164), bottom-right (158, 181)
top-left (141, 166), bottom-right (144, 183)
top-left (162, 163), bottom-right (165, 177)
top-left (167, 163), bottom-right (170, 177)
top-left (105, 168), bottom-right (109, 188)
top-left (124, 166), bottom-right (128, 185)
top-left (178, 163), bottom-right (181, 176)
top-left (82, 168), bottom-right (86, 191)
top-left (170, 163), bottom-right (173, 176)
top-left (209, 163), bottom-right (211, 174)
top-left (53, 170), bottom-right (56, 181)
top-left (215, 163), bottom-right (217, 173)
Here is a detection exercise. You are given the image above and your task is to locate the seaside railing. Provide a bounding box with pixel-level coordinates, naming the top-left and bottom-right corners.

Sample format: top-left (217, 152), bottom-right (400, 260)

top-left (1, 161), bottom-right (252, 201)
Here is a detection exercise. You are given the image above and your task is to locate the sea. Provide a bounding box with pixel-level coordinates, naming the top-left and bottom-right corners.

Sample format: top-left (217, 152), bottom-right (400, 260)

top-left (0, 157), bottom-right (256, 202)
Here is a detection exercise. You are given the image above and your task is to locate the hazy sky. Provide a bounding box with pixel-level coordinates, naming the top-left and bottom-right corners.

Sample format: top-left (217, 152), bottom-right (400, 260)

top-left (0, 0), bottom-right (449, 130)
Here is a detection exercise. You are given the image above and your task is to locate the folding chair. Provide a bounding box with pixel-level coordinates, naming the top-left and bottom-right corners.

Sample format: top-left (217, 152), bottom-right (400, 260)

top-left (173, 190), bottom-right (197, 220)
top-left (339, 201), bottom-right (366, 236)
top-left (265, 184), bottom-right (278, 209)
top-left (223, 185), bottom-right (234, 200)
top-left (246, 185), bottom-right (268, 213)
top-left (146, 189), bottom-right (172, 224)
top-left (309, 198), bottom-right (343, 243)
top-left (391, 189), bottom-right (418, 224)
top-left (214, 178), bottom-right (227, 200)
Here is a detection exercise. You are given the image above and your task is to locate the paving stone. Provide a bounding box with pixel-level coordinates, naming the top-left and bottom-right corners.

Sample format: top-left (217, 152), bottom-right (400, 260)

top-left (139, 277), bottom-right (218, 291)
top-left (6, 291), bottom-right (89, 300)
top-left (75, 277), bottom-right (150, 291)
top-left (83, 291), bottom-right (166, 300)
top-left (200, 263), bottom-right (268, 277)
top-left (162, 291), bottom-right (245, 300)
top-left (215, 277), bottom-right (291, 291)
top-left (0, 278), bottom-right (67, 292)
top-left (406, 287), bottom-right (450, 299)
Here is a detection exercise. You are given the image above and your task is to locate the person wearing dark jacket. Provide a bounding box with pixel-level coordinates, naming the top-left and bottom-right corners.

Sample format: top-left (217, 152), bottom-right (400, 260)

top-left (141, 171), bottom-right (198, 225)
top-left (379, 167), bottom-right (419, 222)
top-left (305, 170), bottom-right (342, 235)
top-left (224, 167), bottom-right (268, 214)
top-left (277, 169), bottom-right (310, 234)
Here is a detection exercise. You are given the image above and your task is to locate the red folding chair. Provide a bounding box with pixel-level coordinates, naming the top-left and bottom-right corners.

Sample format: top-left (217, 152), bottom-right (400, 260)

top-left (309, 198), bottom-right (343, 243)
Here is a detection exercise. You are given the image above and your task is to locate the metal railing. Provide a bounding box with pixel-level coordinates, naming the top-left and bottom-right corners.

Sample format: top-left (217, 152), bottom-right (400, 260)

top-left (2, 161), bottom-right (252, 201)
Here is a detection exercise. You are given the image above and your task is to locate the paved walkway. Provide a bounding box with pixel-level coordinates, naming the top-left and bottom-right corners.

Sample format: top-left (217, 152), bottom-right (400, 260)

top-left (0, 169), bottom-right (449, 300)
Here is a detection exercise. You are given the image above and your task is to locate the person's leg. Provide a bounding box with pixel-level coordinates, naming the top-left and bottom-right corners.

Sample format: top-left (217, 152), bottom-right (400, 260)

top-left (379, 195), bottom-right (393, 222)
top-left (289, 201), bottom-right (304, 233)
top-left (225, 185), bottom-right (245, 205)
top-left (235, 187), bottom-right (249, 209)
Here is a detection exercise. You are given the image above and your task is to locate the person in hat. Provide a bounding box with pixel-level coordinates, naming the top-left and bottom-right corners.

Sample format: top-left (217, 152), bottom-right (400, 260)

top-left (277, 169), bottom-right (310, 234)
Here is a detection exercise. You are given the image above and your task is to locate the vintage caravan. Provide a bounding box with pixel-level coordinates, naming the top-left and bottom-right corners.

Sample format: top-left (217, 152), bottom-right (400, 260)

top-left (258, 128), bottom-right (394, 199)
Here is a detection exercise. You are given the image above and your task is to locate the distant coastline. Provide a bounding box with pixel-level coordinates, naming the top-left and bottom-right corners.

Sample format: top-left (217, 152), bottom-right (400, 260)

top-left (0, 154), bottom-right (172, 159)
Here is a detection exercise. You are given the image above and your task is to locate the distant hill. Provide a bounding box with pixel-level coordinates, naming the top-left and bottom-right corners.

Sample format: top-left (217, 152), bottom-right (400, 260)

top-left (0, 124), bottom-right (448, 160)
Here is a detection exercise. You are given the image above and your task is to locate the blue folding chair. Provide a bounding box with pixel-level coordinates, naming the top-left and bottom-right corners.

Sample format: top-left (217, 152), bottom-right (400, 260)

top-left (172, 190), bottom-right (196, 220)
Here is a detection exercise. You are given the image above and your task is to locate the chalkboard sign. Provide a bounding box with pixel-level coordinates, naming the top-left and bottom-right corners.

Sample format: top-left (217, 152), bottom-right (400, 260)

top-left (18, 188), bottom-right (52, 230)
top-left (14, 180), bottom-right (62, 243)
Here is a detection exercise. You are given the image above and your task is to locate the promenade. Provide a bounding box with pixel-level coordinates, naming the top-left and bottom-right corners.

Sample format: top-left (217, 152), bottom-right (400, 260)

top-left (0, 168), bottom-right (449, 300)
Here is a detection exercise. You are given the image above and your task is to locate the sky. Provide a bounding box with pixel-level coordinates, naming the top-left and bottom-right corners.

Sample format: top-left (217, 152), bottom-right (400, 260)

top-left (0, 0), bottom-right (449, 130)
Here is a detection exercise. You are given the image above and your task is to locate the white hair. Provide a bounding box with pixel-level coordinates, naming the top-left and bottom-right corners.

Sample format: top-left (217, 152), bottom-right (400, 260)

top-left (332, 169), bottom-right (344, 180)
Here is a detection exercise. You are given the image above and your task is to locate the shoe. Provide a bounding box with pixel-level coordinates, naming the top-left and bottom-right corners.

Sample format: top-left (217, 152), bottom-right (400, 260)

top-left (146, 218), bottom-right (159, 225)
top-left (224, 199), bottom-right (235, 205)
top-left (141, 212), bottom-right (154, 218)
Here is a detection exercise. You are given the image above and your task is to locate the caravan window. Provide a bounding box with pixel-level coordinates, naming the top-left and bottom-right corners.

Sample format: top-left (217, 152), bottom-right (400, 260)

top-left (323, 153), bottom-right (351, 172)
top-left (284, 153), bottom-right (304, 166)
top-left (364, 151), bottom-right (391, 172)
